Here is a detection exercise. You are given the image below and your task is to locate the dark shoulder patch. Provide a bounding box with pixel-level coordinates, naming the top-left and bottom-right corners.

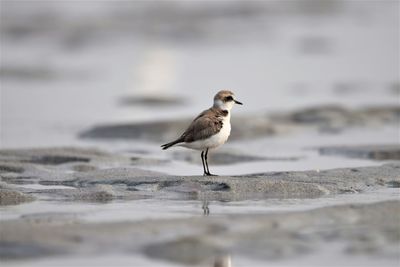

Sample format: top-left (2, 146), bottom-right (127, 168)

top-left (210, 107), bottom-right (228, 118)
top-left (221, 110), bottom-right (229, 116)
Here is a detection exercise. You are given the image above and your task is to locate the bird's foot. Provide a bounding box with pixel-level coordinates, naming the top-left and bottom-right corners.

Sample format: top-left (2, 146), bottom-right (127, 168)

top-left (204, 172), bottom-right (218, 176)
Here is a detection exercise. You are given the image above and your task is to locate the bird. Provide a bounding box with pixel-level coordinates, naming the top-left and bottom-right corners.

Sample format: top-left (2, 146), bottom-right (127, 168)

top-left (161, 90), bottom-right (242, 176)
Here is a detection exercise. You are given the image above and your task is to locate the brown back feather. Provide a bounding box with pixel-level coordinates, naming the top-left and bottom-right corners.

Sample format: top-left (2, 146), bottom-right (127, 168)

top-left (181, 107), bottom-right (228, 143)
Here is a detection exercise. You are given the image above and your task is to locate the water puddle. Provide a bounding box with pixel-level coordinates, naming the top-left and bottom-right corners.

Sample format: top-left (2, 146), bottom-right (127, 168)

top-left (15, 184), bottom-right (75, 190)
top-left (1, 188), bottom-right (398, 223)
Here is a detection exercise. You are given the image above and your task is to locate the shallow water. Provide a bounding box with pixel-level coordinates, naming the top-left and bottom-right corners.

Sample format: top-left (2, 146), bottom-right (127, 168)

top-left (1, 187), bottom-right (399, 267)
top-left (3, 246), bottom-right (399, 267)
top-left (2, 187), bottom-right (399, 223)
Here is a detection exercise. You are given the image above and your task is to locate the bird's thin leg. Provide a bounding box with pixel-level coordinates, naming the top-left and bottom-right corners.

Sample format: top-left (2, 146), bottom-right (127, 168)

top-left (201, 151), bottom-right (207, 176)
top-left (205, 148), bottom-right (217, 176)
top-left (205, 148), bottom-right (210, 175)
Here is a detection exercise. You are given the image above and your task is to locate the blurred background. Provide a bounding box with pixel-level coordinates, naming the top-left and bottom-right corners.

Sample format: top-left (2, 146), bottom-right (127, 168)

top-left (1, 0), bottom-right (398, 150)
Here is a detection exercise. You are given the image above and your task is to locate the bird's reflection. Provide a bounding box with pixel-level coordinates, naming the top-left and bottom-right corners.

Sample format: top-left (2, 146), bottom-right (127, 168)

top-left (199, 199), bottom-right (232, 266)
top-left (202, 199), bottom-right (210, 215)
top-left (214, 254), bottom-right (231, 267)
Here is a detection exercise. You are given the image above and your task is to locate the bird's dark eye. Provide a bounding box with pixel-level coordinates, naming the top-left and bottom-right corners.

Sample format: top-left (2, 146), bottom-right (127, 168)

top-left (224, 96), bottom-right (233, 102)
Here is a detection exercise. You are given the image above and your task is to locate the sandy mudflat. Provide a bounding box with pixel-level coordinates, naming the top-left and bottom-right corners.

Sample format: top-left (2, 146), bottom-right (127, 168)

top-left (0, 147), bottom-right (399, 266)
top-left (1, 147), bottom-right (399, 202)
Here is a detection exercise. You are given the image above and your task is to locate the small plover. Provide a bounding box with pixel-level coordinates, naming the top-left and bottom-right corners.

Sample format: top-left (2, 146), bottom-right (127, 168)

top-left (161, 90), bottom-right (242, 176)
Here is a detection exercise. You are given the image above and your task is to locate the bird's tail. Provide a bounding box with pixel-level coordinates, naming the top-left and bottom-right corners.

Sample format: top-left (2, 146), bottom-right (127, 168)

top-left (161, 138), bottom-right (183, 150)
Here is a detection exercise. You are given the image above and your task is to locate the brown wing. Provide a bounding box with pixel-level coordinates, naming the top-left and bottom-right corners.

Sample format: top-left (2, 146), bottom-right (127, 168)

top-left (181, 108), bottom-right (224, 143)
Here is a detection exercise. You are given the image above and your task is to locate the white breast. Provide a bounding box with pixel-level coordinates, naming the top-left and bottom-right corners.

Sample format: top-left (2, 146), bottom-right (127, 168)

top-left (211, 115), bottom-right (231, 147)
top-left (181, 114), bottom-right (231, 151)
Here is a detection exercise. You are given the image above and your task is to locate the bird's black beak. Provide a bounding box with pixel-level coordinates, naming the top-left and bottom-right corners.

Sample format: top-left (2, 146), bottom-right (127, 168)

top-left (234, 100), bottom-right (243, 105)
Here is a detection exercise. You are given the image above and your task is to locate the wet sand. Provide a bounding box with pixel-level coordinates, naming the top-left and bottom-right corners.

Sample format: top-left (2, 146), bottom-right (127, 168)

top-left (1, 147), bottom-right (399, 201)
top-left (1, 147), bottom-right (399, 266)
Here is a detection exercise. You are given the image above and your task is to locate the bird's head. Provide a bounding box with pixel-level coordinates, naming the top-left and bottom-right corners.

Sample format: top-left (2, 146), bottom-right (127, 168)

top-left (213, 90), bottom-right (243, 111)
